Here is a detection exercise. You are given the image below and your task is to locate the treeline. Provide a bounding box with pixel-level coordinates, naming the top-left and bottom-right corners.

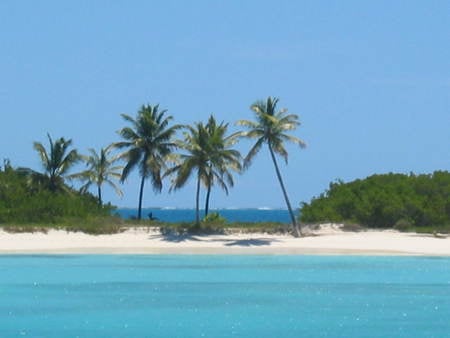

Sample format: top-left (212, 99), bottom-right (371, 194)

top-left (300, 171), bottom-right (450, 229)
top-left (0, 163), bottom-right (112, 225)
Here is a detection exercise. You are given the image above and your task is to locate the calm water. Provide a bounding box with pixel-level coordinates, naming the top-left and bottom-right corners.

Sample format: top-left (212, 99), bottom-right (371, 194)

top-left (116, 208), bottom-right (292, 223)
top-left (1, 255), bottom-right (450, 337)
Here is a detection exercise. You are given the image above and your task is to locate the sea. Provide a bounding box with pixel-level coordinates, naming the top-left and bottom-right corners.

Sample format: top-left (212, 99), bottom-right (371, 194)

top-left (115, 207), bottom-right (292, 223)
top-left (1, 255), bottom-right (449, 337)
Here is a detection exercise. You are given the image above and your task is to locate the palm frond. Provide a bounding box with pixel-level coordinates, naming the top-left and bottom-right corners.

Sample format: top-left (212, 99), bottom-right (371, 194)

top-left (33, 142), bottom-right (50, 171)
top-left (270, 139), bottom-right (289, 163)
top-left (279, 134), bottom-right (307, 148)
top-left (118, 127), bottom-right (139, 142)
top-left (105, 179), bottom-right (123, 197)
top-left (235, 119), bottom-right (259, 129)
top-left (120, 113), bottom-right (137, 125)
top-left (59, 149), bottom-right (80, 176)
top-left (120, 148), bottom-right (142, 181)
top-left (243, 137), bottom-right (264, 169)
top-left (32, 133), bottom-right (79, 192)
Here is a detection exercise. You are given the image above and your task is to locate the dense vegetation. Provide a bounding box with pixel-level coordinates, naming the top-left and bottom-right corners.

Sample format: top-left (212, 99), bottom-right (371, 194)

top-left (0, 164), bottom-right (118, 233)
top-left (300, 171), bottom-right (450, 230)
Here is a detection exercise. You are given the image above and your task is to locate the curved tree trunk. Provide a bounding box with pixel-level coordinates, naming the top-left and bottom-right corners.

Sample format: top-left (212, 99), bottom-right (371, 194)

top-left (268, 143), bottom-right (301, 237)
top-left (195, 173), bottom-right (201, 226)
top-left (137, 175), bottom-right (146, 220)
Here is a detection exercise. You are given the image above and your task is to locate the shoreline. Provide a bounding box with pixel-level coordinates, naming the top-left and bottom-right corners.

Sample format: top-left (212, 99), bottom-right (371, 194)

top-left (1, 224), bottom-right (450, 256)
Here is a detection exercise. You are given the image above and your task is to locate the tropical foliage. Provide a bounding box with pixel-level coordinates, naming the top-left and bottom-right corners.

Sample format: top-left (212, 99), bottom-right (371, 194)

top-left (300, 171), bottom-right (450, 229)
top-left (114, 104), bottom-right (181, 219)
top-left (166, 115), bottom-right (242, 225)
top-left (202, 116), bottom-right (242, 216)
top-left (74, 146), bottom-right (123, 205)
top-left (237, 97), bottom-right (306, 236)
top-left (0, 164), bottom-right (112, 225)
top-left (32, 134), bottom-right (80, 192)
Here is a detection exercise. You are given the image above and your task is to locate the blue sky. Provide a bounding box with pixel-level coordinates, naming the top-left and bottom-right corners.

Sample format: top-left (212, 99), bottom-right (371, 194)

top-left (1, 1), bottom-right (449, 208)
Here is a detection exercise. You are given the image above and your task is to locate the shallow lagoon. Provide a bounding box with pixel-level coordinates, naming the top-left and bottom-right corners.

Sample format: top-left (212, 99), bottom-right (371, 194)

top-left (1, 255), bottom-right (449, 337)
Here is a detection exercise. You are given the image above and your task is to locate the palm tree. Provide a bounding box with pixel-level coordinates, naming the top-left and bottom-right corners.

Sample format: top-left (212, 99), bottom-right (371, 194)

top-left (74, 146), bottom-right (123, 205)
top-left (114, 104), bottom-right (180, 220)
top-left (236, 97), bottom-right (306, 237)
top-left (33, 133), bottom-right (80, 192)
top-left (203, 116), bottom-right (242, 217)
top-left (166, 115), bottom-right (241, 225)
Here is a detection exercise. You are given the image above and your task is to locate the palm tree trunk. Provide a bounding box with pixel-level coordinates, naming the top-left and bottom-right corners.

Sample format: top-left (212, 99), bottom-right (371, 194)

top-left (205, 181), bottom-right (211, 218)
top-left (195, 173), bottom-right (201, 226)
top-left (49, 174), bottom-right (57, 192)
top-left (268, 143), bottom-right (301, 237)
top-left (137, 175), bottom-right (146, 220)
top-left (97, 185), bottom-right (102, 206)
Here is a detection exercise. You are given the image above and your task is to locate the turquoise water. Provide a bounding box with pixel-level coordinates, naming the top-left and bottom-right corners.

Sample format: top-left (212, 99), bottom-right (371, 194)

top-left (1, 255), bottom-right (450, 337)
top-left (116, 208), bottom-right (291, 223)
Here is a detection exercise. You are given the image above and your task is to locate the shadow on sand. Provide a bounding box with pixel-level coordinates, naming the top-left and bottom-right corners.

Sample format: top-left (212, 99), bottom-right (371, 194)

top-left (148, 233), bottom-right (280, 246)
top-left (223, 238), bottom-right (278, 247)
top-left (148, 233), bottom-right (202, 243)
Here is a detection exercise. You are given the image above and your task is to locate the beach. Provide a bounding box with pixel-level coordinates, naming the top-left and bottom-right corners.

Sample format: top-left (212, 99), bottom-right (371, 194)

top-left (0, 224), bottom-right (449, 255)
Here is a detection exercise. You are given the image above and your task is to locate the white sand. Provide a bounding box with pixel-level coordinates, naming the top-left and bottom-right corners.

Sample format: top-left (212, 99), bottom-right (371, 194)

top-left (0, 224), bottom-right (449, 255)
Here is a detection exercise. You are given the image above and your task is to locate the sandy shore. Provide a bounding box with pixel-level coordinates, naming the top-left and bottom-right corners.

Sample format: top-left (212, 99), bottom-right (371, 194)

top-left (0, 224), bottom-right (449, 255)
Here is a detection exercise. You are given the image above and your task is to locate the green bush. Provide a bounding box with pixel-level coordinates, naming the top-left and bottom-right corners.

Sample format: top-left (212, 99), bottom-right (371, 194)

top-left (393, 218), bottom-right (413, 231)
top-left (202, 212), bottom-right (227, 225)
top-left (0, 167), bottom-right (114, 227)
top-left (300, 171), bottom-right (450, 229)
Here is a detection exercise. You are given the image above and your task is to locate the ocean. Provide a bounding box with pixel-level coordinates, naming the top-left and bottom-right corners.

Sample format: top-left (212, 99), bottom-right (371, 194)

top-left (1, 255), bottom-right (449, 337)
top-left (116, 208), bottom-right (292, 223)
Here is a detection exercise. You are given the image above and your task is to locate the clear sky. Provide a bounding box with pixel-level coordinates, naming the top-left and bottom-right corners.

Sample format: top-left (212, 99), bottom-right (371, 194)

top-left (1, 1), bottom-right (449, 209)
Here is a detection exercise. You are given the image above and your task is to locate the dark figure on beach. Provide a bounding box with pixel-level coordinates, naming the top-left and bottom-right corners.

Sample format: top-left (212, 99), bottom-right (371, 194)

top-left (148, 212), bottom-right (158, 221)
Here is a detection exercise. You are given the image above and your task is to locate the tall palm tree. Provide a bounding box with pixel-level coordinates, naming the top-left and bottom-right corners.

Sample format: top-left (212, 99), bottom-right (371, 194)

top-left (237, 97), bottom-right (306, 237)
top-left (166, 115), bottom-right (241, 225)
top-left (203, 116), bottom-right (242, 217)
top-left (33, 133), bottom-right (80, 192)
top-left (114, 104), bottom-right (180, 220)
top-left (74, 146), bottom-right (123, 205)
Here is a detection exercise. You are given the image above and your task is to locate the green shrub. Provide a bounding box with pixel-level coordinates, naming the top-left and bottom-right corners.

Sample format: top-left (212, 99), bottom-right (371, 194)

top-left (0, 167), bottom-right (115, 231)
top-left (393, 218), bottom-right (413, 231)
top-left (300, 171), bottom-right (450, 229)
top-left (202, 212), bottom-right (227, 225)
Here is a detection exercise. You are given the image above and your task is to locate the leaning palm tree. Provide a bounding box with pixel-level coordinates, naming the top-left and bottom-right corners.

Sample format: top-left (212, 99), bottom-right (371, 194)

top-left (74, 146), bottom-right (123, 205)
top-left (114, 104), bottom-right (180, 220)
top-left (33, 133), bottom-right (80, 192)
top-left (166, 116), bottom-right (241, 225)
top-left (236, 97), bottom-right (306, 237)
